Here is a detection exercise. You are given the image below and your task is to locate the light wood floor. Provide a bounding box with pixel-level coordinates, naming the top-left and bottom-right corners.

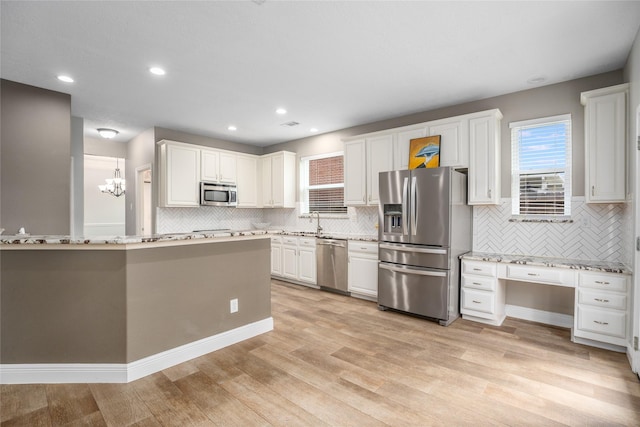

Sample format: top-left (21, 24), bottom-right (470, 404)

top-left (2, 280), bottom-right (640, 426)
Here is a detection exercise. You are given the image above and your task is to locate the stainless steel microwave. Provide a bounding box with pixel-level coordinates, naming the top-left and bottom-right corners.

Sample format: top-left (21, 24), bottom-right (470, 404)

top-left (200, 182), bottom-right (237, 207)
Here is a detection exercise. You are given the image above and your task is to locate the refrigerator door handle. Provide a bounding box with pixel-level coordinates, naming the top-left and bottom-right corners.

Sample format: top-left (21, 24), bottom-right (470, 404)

top-left (402, 177), bottom-right (409, 235)
top-left (411, 176), bottom-right (417, 235)
top-left (379, 243), bottom-right (447, 255)
top-left (379, 263), bottom-right (447, 277)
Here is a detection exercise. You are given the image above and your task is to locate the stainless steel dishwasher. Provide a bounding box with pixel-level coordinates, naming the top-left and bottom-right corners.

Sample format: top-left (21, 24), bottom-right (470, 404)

top-left (316, 238), bottom-right (349, 295)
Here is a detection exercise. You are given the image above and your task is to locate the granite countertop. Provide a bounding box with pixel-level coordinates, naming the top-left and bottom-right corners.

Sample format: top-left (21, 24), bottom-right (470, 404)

top-left (0, 229), bottom-right (378, 246)
top-left (461, 251), bottom-right (631, 275)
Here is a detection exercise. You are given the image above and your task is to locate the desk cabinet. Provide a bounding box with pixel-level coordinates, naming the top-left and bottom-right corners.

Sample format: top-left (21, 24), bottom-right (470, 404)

top-left (460, 260), bottom-right (505, 326)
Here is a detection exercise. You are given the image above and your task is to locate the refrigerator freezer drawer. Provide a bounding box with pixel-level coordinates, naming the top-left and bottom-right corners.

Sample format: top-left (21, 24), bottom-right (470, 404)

top-left (378, 262), bottom-right (449, 320)
top-left (378, 243), bottom-right (449, 269)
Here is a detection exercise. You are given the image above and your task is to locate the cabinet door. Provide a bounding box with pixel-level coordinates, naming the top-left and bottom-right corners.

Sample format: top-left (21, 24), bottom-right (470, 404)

top-left (586, 91), bottom-right (626, 202)
top-left (200, 149), bottom-right (220, 182)
top-left (270, 155), bottom-right (285, 207)
top-left (165, 143), bottom-right (200, 206)
top-left (271, 244), bottom-right (282, 276)
top-left (261, 156), bottom-right (273, 207)
top-left (366, 134), bottom-right (394, 205)
top-left (236, 155), bottom-right (258, 207)
top-left (429, 118), bottom-right (468, 168)
top-left (348, 254), bottom-right (378, 297)
top-left (298, 247), bottom-right (317, 284)
top-left (218, 151), bottom-right (237, 184)
top-left (395, 128), bottom-right (426, 170)
top-left (344, 139), bottom-right (367, 206)
top-left (468, 115), bottom-right (500, 205)
top-left (282, 245), bottom-right (298, 279)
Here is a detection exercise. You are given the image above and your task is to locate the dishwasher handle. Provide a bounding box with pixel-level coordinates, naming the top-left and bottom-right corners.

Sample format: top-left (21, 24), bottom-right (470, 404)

top-left (316, 239), bottom-right (346, 248)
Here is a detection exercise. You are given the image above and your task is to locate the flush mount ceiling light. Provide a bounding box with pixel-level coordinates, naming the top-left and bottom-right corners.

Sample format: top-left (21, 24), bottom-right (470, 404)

top-left (149, 67), bottom-right (166, 76)
top-left (57, 75), bottom-right (74, 83)
top-left (228, 125), bottom-right (237, 131)
top-left (276, 108), bottom-right (287, 115)
top-left (98, 158), bottom-right (126, 198)
top-left (97, 128), bottom-right (119, 139)
top-left (310, 128), bottom-right (318, 133)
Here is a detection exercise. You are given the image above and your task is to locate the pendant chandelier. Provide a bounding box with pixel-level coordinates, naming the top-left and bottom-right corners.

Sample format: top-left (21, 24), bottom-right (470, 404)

top-left (98, 158), bottom-right (126, 197)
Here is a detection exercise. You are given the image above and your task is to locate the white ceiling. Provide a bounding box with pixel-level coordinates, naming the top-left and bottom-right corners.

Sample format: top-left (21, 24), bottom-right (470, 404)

top-left (2, 1), bottom-right (640, 147)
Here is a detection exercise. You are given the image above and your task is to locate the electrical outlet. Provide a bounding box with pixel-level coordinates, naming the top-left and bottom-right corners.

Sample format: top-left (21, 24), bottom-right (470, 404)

top-left (580, 216), bottom-right (590, 228)
top-left (230, 298), bottom-right (238, 313)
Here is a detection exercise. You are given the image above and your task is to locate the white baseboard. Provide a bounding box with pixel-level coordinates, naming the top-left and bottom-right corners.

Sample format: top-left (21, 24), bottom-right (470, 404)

top-left (505, 304), bottom-right (573, 329)
top-left (0, 317), bottom-right (273, 384)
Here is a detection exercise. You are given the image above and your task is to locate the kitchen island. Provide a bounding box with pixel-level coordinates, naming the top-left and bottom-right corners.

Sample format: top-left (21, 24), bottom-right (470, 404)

top-left (0, 231), bottom-right (272, 384)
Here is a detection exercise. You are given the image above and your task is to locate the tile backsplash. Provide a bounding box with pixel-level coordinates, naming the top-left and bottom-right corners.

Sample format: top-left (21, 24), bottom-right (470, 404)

top-left (158, 197), bottom-right (631, 266)
top-left (472, 197), bottom-right (631, 265)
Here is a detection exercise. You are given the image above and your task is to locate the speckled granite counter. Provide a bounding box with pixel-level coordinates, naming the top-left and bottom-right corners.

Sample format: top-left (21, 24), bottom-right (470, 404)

top-left (461, 251), bottom-right (631, 275)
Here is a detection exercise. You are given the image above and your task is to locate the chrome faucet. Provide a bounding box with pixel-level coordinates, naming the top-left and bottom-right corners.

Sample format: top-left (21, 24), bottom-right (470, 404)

top-left (311, 211), bottom-right (323, 235)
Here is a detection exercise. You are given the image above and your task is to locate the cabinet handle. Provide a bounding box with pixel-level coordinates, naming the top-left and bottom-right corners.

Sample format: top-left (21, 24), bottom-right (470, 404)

top-left (488, 189), bottom-right (492, 198)
top-left (527, 273), bottom-right (539, 276)
top-left (591, 186), bottom-right (595, 196)
top-left (368, 194), bottom-right (372, 202)
top-left (472, 282), bottom-right (482, 286)
top-left (593, 320), bottom-right (609, 326)
top-left (594, 298), bottom-right (610, 303)
top-left (363, 196), bottom-right (366, 202)
top-left (473, 268), bottom-right (482, 272)
top-left (360, 247), bottom-right (368, 250)
top-left (595, 281), bottom-right (610, 285)
top-left (472, 300), bottom-right (481, 304)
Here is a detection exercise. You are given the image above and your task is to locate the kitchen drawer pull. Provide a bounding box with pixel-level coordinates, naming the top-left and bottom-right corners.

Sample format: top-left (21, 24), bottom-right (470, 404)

top-left (473, 268), bottom-right (482, 271)
top-left (472, 300), bottom-right (482, 304)
top-left (593, 320), bottom-right (609, 325)
top-left (594, 298), bottom-right (610, 303)
top-left (472, 282), bottom-right (483, 286)
top-left (595, 280), bottom-right (610, 285)
top-left (527, 273), bottom-right (539, 276)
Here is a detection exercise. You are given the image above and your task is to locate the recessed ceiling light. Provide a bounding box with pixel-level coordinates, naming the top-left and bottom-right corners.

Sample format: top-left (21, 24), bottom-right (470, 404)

top-left (276, 108), bottom-right (287, 115)
top-left (149, 67), bottom-right (166, 76)
top-left (57, 75), bottom-right (74, 83)
top-left (527, 75), bottom-right (547, 85)
top-left (310, 128), bottom-right (318, 133)
top-left (97, 128), bottom-right (119, 139)
top-left (228, 125), bottom-right (237, 131)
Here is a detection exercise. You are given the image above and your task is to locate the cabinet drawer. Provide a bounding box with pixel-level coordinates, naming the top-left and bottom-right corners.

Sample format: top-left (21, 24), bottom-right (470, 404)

top-left (298, 237), bottom-right (316, 248)
top-left (461, 275), bottom-right (495, 291)
top-left (282, 237), bottom-right (298, 246)
top-left (577, 306), bottom-right (626, 339)
top-left (579, 272), bottom-right (627, 293)
top-left (578, 289), bottom-right (627, 311)
top-left (506, 265), bottom-right (566, 285)
top-left (462, 261), bottom-right (496, 277)
top-left (270, 236), bottom-right (282, 244)
top-left (461, 288), bottom-right (495, 314)
top-left (348, 241), bottom-right (378, 255)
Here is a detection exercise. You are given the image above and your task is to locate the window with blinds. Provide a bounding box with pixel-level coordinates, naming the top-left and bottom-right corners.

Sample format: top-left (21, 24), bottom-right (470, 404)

top-left (300, 153), bottom-right (347, 214)
top-left (510, 114), bottom-right (572, 217)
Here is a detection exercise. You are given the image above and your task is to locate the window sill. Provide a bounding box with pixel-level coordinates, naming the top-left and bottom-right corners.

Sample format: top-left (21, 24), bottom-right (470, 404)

top-left (300, 213), bottom-right (350, 220)
top-left (509, 216), bottom-right (573, 224)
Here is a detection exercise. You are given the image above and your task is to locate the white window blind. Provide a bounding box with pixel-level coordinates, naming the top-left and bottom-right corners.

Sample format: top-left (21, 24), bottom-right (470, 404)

top-left (510, 114), bottom-right (572, 216)
top-left (300, 152), bottom-right (347, 215)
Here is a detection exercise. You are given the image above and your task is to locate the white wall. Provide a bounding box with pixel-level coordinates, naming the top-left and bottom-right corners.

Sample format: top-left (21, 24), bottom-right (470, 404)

top-left (84, 155), bottom-right (126, 236)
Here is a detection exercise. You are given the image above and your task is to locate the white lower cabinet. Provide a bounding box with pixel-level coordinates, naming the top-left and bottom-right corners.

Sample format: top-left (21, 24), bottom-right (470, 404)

top-left (574, 271), bottom-right (629, 348)
top-left (460, 260), bottom-right (505, 326)
top-left (272, 236), bottom-right (316, 286)
top-left (270, 236), bottom-right (283, 276)
top-left (347, 241), bottom-right (378, 299)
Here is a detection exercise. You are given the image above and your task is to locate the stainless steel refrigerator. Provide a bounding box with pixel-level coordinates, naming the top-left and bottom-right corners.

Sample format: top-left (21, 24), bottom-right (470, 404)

top-left (377, 167), bottom-right (471, 326)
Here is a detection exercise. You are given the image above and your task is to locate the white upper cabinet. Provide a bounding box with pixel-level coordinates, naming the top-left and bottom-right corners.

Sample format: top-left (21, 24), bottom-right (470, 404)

top-left (428, 117), bottom-right (469, 168)
top-left (344, 136), bottom-right (393, 206)
top-left (236, 154), bottom-right (259, 208)
top-left (468, 110), bottom-right (502, 205)
top-left (158, 140), bottom-right (201, 207)
top-left (344, 139), bottom-right (368, 206)
top-left (260, 151), bottom-right (296, 208)
top-left (201, 148), bottom-right (237, 184)
top-left (394, 127), bottom-right (426, 170)
top-left (581, 83), bottom-right (629, 203)
top-left (366, 135), bottom-right (394, 205)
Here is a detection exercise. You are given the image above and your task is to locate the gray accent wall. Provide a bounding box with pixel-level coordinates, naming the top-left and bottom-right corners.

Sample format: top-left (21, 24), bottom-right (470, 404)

top-left (0, 79), bottom-right (71, 235)
top-left (71, 116), bottom-right (84, 237)
top-left (126, 128), bottom-right (155, 235)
